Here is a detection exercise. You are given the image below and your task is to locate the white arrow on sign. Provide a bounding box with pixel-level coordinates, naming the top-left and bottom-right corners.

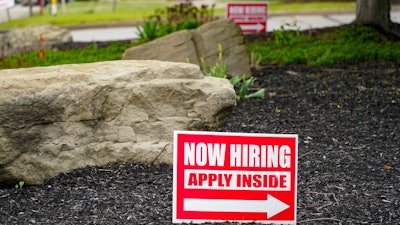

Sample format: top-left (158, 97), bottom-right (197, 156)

top-left (184, 194), bottom-right (289, 219)
top-left (240, 23), bottom-right (265, 32)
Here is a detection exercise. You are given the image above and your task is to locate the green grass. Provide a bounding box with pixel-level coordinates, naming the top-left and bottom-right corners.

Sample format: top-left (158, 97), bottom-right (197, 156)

top-left (0, 0), bottom-right (355, 28)
top-left (268, 2), bottom-right (355, 12)
top-left (247, 24), bottom-right (400, 65)
top-left (0, 0), bottom-right (175, 28)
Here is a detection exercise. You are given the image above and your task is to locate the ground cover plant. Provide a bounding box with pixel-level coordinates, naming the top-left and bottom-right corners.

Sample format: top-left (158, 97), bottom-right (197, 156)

top-left (0, 41), bottom-right (136, 69)
top-left (246, 23), bottom-right (400, 65)
top-left (1, 23), bottom-right (400, 69)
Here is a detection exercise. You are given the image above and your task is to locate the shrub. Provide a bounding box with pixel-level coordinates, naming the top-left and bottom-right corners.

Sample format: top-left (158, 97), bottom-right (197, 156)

top-left (136, 0), bottom-right (215, 42)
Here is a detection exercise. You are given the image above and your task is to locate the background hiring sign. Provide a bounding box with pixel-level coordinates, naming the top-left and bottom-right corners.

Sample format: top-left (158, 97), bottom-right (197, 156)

top-left (173, 131), bottom-right (298, 224)
top-left (226, 2), bottom-right (268, 33)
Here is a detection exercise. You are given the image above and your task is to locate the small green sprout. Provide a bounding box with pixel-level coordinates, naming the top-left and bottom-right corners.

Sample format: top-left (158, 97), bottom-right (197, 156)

top-left (201, 44), bottom-right (265, 100)
top-left (15, 180), bottom-right (24, 189)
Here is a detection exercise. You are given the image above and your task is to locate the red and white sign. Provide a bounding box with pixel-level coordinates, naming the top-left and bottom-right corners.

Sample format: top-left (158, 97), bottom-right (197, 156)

top-left (226, 2), bottom-right (268, 33)
top-left (173, 131), bottom-right (298, 224)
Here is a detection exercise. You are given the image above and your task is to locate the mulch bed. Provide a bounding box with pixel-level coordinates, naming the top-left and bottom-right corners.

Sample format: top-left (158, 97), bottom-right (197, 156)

top-left (1, 28), bottom-right (399, 224)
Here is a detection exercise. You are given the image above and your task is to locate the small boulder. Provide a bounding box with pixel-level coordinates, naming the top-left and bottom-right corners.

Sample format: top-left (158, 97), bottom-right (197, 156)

top-left (123, 19), bottom-right (251, 77)
top-left (0, 24), bottom-right (72, 56)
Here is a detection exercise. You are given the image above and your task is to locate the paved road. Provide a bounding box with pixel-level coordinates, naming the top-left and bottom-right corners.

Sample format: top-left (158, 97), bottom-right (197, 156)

top-left (3, 4), bottom-right (400, 42)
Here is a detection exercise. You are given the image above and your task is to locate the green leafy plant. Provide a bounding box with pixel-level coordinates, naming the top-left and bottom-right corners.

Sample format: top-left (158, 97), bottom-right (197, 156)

top-left (175, 18), bottom-right (201, 31)
top-left (248, 24), bottom-right (400, 65)
top-left (273, 21), bottom-right (302, 48)
top-left (202, 44), bottom-right (265, 100)
top-left (15, 180), bottom-right (24, 189)
top-left (136, 16), bottom-right (166, 42)
top-left (201, 44), bottom-right (227, 78)
top-left (136, 0), bottom-right (215, 43)
top-left (250, 51), bottom-right (262, 69)
top-left (230, 75), bottom-right (266, 100)
top-left (163, 0), bottom-right (215, 25)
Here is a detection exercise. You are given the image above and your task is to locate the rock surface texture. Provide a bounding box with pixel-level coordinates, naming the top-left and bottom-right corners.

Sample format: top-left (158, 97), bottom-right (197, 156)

top-left (0, 60), bottom-right (236, 185)
top-left (0, 24), bottom-right (72, 56)
top-left (123, 19), bottom-right (252, 77)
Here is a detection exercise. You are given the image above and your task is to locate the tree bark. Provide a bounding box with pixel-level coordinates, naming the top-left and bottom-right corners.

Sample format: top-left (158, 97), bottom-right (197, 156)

top-left (28, 0), bottom-right (33, 16)
top-left (355, 0), bottom-right (391, 32)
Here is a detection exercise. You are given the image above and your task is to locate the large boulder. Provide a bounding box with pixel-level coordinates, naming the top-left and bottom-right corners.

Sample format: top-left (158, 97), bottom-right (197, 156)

top-left (0, 24), bottom-right (72, 56)
top-left (123, 19), bottom-right (251, 77)
top-left (0, 60), bottom-right (236, 185)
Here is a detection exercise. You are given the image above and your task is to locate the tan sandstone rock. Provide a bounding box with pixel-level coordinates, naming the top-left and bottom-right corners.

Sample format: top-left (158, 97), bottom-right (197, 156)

top-left (0, 60), bottom-right (236, 185)
top-left (123, 19), bottom-right (251, 77)
top-left (0, 24), bottom-right (72, 56)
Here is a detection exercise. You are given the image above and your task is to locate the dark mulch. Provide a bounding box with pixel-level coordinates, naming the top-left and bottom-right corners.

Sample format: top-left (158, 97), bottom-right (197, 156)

top-left (1, 29), bottom-right (400, 224)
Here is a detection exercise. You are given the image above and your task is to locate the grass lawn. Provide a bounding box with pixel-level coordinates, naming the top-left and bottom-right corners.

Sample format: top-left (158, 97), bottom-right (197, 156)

top-left (0, 1), bottom-right (175, 28)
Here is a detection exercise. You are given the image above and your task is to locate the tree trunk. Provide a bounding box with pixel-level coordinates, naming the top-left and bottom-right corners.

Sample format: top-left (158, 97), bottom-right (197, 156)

top-left (355, 0), bottom-right (391, 32)
top-left (28, 0), bottom-right (33, 16)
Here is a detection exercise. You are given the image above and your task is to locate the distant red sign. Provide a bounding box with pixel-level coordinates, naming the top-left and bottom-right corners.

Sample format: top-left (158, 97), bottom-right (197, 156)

top-left (226, 2), bottom-right (268, 33)
top-left (173, 131), bottom-right (298, 224)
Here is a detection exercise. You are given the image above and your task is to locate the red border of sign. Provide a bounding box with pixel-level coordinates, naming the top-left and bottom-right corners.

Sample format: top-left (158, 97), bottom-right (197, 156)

top-left (226, 2), bottom-right (268, 33)
top-left (173, 131), bottom-right (298, 224)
